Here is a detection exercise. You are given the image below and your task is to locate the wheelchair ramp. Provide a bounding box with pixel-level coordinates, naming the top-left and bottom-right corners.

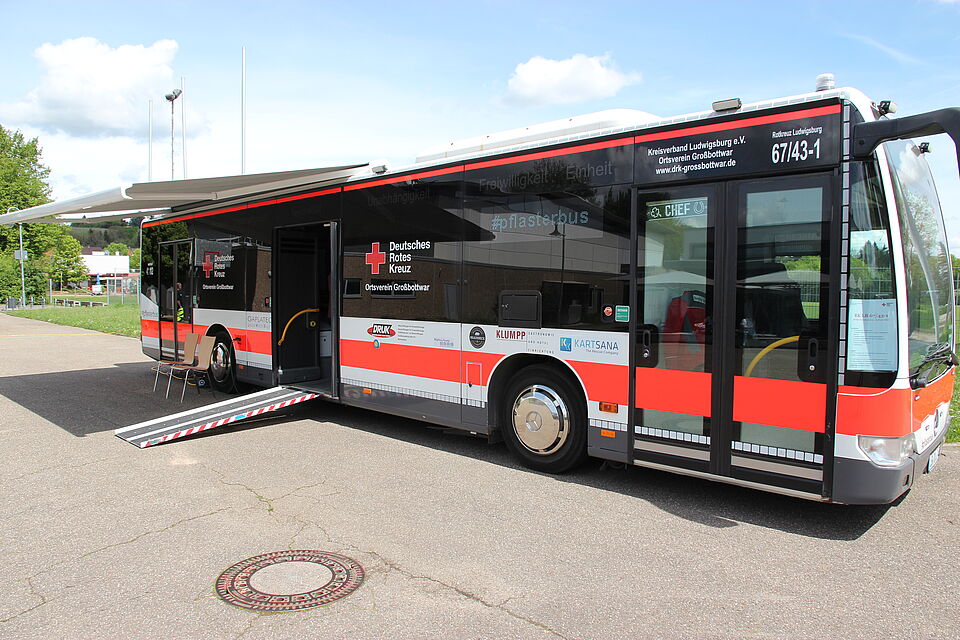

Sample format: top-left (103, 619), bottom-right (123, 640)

top-left (115, 386), bottom-right (320, 448)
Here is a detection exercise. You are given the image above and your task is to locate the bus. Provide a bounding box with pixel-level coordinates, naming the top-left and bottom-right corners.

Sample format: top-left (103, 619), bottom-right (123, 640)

top-left (136, 79), bottom-right (957, 505)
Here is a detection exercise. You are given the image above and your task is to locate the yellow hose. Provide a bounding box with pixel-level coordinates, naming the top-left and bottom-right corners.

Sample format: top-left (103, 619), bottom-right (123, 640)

top-left (744, 335), bottom-right (800, 377)
top-left (277, 308), bottom-right (320, 346)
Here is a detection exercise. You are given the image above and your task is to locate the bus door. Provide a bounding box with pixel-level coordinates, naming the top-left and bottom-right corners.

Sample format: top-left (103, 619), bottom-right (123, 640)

top-left (158, 239), bottom-right (194, 361)
top-left (273, 222), bottom-right (338, 396)
top-left (633, 174), bottom-right (834, 496)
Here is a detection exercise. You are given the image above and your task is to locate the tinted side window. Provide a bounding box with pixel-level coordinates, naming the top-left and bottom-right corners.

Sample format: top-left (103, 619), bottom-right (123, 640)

top-left (341, 175), bottom-right (462, 321)
top-left (462, 155), bottom-right (631, 329)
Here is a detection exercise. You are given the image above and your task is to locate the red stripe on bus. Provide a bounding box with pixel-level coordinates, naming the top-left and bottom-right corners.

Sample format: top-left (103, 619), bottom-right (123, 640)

top-left (568, 360), bottom-right (629, 405)
top-left (343, 165), bottom-right (465, 191)
top-left (733, 376), bottom-right (826, 432)
top-left (467, 136), bottom-right (635, 172)
top-left (635, 368), bottom-right (712, 416)
top-left (238, 328), bottom-right (273, 355)
top-left (340, 339), bottom-right (461, 382)
top-left (633, 104), bottom-right (841, 145)
top-left (143, 186), bottom-right (342, 228)
top-left (141, 319), bottom-right (159, 338)
top-left (837, 385), bottom-right (913, 437)
top-left (911, 370), bottom-right (954, 434)
top-left (461, 352), bottom-right (507, 385)
top-left (145, 105), bottom-right (840, 209)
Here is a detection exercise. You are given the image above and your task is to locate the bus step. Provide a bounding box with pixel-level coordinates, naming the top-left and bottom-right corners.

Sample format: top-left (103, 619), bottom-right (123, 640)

top-left (114, 386), bottom-right (320, 448)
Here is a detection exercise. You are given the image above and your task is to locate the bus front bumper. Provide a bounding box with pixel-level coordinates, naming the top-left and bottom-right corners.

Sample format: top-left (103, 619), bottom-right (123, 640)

top-left (832, 436), bottom-right (945, 505)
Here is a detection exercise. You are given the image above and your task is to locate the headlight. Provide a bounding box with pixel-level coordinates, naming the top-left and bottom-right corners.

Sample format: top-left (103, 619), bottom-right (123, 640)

top-left (858, 434), bottom-right (915, 467)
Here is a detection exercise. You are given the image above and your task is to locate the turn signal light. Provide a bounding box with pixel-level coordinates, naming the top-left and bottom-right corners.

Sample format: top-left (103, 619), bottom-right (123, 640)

top-left (362, 388), bottom-right (373, 395)
top-left (599, 402), bottom-right (618, 413)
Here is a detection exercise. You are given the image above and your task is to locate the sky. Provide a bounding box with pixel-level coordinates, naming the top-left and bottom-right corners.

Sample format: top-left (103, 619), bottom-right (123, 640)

top-left (1, 0), bottom-right (960, 247)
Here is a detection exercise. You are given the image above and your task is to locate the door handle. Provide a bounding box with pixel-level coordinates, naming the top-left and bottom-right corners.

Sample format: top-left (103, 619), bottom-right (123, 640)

top-left (806, 338), bottom-right (819, 372)
top-left (637, 324), bottom-right (659, 366)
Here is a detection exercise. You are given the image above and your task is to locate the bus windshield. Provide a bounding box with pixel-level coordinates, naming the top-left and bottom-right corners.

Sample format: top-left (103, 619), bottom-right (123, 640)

top-left (885, 139), bottom-right (955, 373)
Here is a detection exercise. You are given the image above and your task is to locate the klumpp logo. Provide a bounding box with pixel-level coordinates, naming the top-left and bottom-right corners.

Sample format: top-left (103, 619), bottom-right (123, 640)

top-left (367, 324), bottom-right (396, 338)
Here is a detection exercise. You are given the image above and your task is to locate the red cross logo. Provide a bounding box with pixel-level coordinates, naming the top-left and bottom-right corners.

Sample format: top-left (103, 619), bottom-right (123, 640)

top-left (202, 253), bottom-right (217, 278)
top-left (365, 242), bottom-right (386, 274)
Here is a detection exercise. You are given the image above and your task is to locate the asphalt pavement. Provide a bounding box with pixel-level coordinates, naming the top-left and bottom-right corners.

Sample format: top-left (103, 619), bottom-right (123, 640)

top-left (0, 312), bottom-right (958, 639)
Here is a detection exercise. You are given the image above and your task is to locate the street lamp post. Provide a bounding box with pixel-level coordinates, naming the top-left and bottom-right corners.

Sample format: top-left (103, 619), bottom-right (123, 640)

top-left (18, 222), bottom-right (25, 307)
top-left (164, 89), bottom-right (182, 180)
top-left (6, 207), bottom-right (25, 307)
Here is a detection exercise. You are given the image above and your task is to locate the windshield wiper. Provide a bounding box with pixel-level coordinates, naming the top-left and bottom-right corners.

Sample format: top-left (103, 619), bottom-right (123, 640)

top-left (910, 342), bottom-right (958, 388)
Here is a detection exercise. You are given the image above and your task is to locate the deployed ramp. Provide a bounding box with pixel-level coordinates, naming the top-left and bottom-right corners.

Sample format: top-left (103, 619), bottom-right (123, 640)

top-left (115, 387), bottom-right (319, 448)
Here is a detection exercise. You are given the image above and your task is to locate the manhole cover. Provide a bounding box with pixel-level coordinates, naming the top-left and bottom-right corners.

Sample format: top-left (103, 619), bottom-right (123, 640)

top-left (215, 550), bottom-right (364, 612)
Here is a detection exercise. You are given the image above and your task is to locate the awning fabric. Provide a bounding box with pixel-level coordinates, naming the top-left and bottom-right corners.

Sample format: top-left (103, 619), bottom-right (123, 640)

top-left (0, 164), bottom-right (367, 225)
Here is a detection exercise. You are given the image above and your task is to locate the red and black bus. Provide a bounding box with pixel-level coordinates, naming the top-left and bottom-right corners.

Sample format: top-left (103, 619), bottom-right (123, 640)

top-left (136, 81), bottom-right (958, 504)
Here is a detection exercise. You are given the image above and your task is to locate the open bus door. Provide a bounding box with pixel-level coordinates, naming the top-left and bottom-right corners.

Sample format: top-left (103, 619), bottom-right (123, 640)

top-left (272, 222), bottom-right (339, 396)
top-left (158, 239), bottom-right (194, 361)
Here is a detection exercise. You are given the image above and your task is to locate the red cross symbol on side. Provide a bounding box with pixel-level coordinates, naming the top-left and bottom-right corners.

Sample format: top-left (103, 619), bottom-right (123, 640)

top-left (365, 242), bottom-right (386, 274)
top-left (202, 254), bottom-right (215, 278)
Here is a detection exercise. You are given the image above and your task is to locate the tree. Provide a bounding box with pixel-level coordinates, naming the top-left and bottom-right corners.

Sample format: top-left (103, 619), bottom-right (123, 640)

top-left (129, 247), bottom-right (141, 271)
top-left (1, 125), bottom-right (52, 252)
top-left (0, 253), bottom-right (46, 300)
top-left (46, 234), bottom-right (87, 289)
top-left (104, 241), bottom-right (129, 256)
top-left (0, 125), bottom-right (51, 211)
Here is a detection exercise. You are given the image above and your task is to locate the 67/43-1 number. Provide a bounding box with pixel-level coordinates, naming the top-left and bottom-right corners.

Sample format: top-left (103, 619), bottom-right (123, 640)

top-left (771, 138), bottom-right (821, 163)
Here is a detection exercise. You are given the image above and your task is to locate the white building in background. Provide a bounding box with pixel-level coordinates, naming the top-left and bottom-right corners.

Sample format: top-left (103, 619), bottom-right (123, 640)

top-left (82, 252), bottom-right (130, 278)
top-left (82, 252), bottom-right (133, 293)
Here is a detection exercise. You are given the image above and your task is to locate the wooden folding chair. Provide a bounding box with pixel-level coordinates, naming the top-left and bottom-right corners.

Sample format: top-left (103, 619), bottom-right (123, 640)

top-left (167, 335), bottom-right (217, 401)
top-left (154, 332), bottom-right (200, 392)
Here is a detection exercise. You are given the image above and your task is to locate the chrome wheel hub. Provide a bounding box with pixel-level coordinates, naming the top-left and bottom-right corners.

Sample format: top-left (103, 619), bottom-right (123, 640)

top-left (210, 342), bottom-right (231, 382)
top-left (511, 384), bottom-right (569, 455)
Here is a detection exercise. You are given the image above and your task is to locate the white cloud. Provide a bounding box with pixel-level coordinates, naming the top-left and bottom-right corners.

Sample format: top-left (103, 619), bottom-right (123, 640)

top-left (0, 37), bottom-right (194, 138)
top-left (505, 53), bottom-right (640, 106)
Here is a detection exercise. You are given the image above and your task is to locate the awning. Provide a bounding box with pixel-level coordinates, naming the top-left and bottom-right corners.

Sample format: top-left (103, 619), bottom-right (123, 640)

top-left (0, 164), bottom-right (368, 225)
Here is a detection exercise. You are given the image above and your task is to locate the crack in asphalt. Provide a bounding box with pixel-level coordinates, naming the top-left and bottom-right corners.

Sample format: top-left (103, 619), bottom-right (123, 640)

top-left (200, 464), bottom-right (335, 518)
top-left (74, 508), bottom-right (232, 562)
top-left (202, 464), bottom-right (277, 512)
top-left (1, 508), bottom-right (230, 626)
top-left (0, 455), bottom-right (126, 485)
top-left (234, 612), bottom-right (274, 639)
top-left (339, 545), bottom-right (570, 639)
top-left (0, 577), bottom-right (50, 625)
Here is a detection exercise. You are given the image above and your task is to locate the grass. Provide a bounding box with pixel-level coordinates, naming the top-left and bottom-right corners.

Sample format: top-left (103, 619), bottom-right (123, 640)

top-left (6, 301), bottom-right (141, 338)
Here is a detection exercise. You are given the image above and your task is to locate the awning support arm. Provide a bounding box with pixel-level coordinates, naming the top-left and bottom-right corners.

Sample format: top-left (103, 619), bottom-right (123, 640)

top-left (852, 107), bottom-right (960, 175)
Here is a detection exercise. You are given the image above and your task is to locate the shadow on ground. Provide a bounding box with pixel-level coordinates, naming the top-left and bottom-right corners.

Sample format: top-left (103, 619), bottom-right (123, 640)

top-left (0, 362), bottom-right (234, 435)
top-left (0, 363), bottom-right (893, 542)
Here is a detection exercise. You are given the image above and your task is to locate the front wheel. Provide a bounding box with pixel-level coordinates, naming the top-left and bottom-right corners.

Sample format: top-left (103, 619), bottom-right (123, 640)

top-left (208, 332), bottom-right (237, 392)
top-left (500, 365), bottom-right (587, 474)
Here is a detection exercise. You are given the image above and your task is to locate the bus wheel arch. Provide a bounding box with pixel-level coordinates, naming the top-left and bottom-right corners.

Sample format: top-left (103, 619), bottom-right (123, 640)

top-left (206, 325), bottom-right (237, 392)
top-left (489, 356), bottom-right (588, 473)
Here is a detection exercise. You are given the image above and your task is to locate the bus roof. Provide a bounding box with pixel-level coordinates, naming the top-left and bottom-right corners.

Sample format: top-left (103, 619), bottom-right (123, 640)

top-left (4, 86), bottom-right (876, 226)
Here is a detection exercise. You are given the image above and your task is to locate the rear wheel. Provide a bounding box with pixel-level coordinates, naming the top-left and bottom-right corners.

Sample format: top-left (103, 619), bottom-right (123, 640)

top-left (208, 331), bottom-right (236, 392)
top-left (500, 365), bottom-right (587, 473)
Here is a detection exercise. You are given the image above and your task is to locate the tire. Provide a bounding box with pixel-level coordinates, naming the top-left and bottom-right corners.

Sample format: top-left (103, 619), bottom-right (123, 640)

top-left (208, 331), bottom-right (237, 392)
top-left (499, 364), bottom-right (587, 474)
